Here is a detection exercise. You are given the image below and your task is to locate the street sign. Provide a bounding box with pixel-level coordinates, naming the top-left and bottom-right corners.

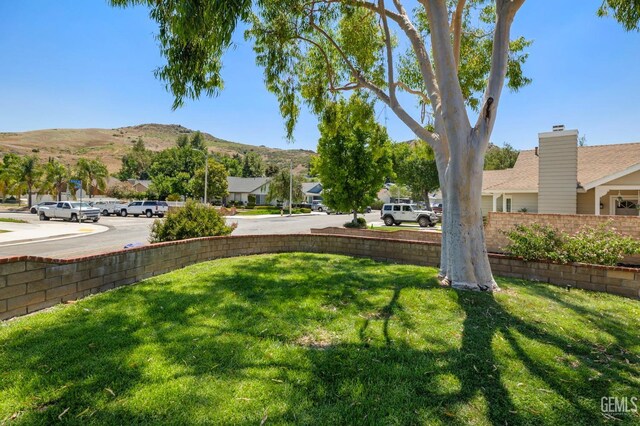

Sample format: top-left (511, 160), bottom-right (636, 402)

top-left (69, 179), bottom-right (82, 189)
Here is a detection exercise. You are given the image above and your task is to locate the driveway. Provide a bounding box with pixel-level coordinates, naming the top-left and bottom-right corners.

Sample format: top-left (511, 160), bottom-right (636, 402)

top-left (0, 211), bottom-right (383, 259)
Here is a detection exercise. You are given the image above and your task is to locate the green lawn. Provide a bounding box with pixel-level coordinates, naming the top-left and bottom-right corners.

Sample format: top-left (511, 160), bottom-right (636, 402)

top-left (0, 218), bottom-right (28, 224)
top-left (1, 253), bottom-right (639, 425)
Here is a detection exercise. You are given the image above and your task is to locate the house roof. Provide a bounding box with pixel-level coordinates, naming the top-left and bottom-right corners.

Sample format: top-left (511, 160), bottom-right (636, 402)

top-left (482, 142), bottom-right (640, 193)
top-left (302, 182), bottom-right (322, 194)
top-left (227, 177), bottom-right (270, 193)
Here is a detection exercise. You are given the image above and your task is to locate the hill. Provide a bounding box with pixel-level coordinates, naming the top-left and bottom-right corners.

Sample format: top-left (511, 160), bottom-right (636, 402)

top-left (0, 124), bottom-right (316, 173)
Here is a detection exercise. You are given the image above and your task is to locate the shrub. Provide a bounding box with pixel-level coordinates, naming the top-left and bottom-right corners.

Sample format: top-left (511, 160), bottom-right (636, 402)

top-left (503, 224), bottom-right (567, 263)
top-left (150, 200), bottom-right (235, 243)
top-left (344, 217), bottom-right (367, 229)
top-left (504, 222), bottom-right (640, 266)
top-left (563, 223), bottom-right (640, 266)
top-left (166, 193), bottom-right (181, 202)
top-left (247, 194), bottom-right (256, 208)
top-left (300, 208), bottom-right (311, 213)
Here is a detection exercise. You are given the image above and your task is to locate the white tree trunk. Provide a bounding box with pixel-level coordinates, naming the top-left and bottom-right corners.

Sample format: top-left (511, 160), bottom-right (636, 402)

top-left (440, 132), bottom-right (497, 291)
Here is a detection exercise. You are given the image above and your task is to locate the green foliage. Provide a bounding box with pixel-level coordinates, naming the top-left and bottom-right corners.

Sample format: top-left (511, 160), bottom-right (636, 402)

top-left (214, 153), bottom-right (243, 177)
top-left (116, 137), bottom-right (155, 180)
top-left (39, 159), bottom-right (69, 202)
top-left (484, 143), bottom-right (520, 170)
top-left (242, 151), bottom-right (265, 178)
top-left (247, 194), bottom-right (256, 208)
top-left (313, 95), bottom-right (392, 221)
top-left (266, 169), bottom-right (304, 204)
top-left (75, 158), bottom-right (109, 198)
top-left (344, 217), bottom-right (367, 229)
top-left (166, 193), bottom-right (182, 202)
top-left (11, 155), bottom-right (43, 207)
top-left (392, 141), bottom-right (439, 202)
top-left (563, 223), bottom-right (640, 266)
top-left (598, 0), bottom-right (640, 31)
top-left (504, 222), bottom-right (640, 266)
top-left (264, 163), bottom-right (280, 177)
top-left (190, 158), bottom-right (229, 202)
top-left (503, 224), bottom-right (568, 263)
top-left (149, 200), bottom-right (234, 243)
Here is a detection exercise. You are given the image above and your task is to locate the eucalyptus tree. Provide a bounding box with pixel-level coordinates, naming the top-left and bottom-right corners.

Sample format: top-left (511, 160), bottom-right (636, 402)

top-left (111, 0), bottom-right (638, 291)
top-left (75, 158), bottom-right (109, 198)
top-left (266, 169), bottom-right (304, 206)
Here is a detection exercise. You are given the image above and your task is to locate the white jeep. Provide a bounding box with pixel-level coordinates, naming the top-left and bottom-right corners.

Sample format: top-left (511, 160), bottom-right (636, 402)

top-left (380, 203), bottom-right (438, 227)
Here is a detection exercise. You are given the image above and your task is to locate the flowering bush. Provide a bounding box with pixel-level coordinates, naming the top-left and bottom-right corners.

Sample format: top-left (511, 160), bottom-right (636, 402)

top-left (503, 222), bottom-right (640, 266)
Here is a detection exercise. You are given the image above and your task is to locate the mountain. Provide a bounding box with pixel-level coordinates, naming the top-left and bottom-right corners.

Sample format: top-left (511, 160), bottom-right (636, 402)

top-left (0, 124), bottom-right (316, 173)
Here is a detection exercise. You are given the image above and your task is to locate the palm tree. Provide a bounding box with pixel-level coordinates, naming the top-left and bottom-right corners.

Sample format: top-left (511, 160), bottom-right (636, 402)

top-left (39, 159), bottom-right (69, 202)
top-left (75, 158), bottom-right (108, 198)
top-left (11, 155), bottom-right (43, 208)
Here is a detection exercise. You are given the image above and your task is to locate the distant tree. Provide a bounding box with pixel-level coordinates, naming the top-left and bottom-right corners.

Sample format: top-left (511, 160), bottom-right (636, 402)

top-left (313, 96), bottom-right (392, 224)
top-left (264, 163), bottom-right (280, 177)
top-left (266, 169), bottom-right (304, 206)
top-left (190, 158), bottom-right (229, 202)
top-left (39, 158), bottom-right (69, 202)
top-left (484, 143), bottom-right (519, 170)
top-left (578, 134), bottom-right (587, 147)
top-left (242, 151), bottom-right (265, 178)
top-left (0, 154), bottom-right (20, 202)
top-left (117, 137), bottom-right (155, 180)
top-left (214, 154), bottom-right (243, 177)
top-left (12, 155), bottom-right (43, 207)
top-left (75, 158), bottom-right (109, 198)
top-left (387, 184), bottom-right (412, 201)
top-left (148, 145), bottom-right (204, 198)
top-left (190, 131), bottom-right (207, 151)
top-left (393, 141), bottom-right (440, 204)
top-left (176, 134), bottom-right (189, 148)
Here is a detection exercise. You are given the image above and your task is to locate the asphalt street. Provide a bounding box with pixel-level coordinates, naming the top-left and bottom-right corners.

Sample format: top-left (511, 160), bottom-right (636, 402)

top-left (0, 211), bottom-right (382, 259)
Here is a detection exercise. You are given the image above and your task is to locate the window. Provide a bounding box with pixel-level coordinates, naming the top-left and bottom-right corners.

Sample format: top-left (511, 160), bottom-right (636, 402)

top-left (402, 205), bottom-right (411, 212)
top-left (383, 205), bottom-right (392, 211)
top-left (505, 197), bottom-right (512, 213)
top-left (393, 205), bottom-right (401, 211)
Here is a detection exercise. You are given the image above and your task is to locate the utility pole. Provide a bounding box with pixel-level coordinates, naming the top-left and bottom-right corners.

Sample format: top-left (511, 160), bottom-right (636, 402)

top-left (289, 160), bottom-right (293, 216)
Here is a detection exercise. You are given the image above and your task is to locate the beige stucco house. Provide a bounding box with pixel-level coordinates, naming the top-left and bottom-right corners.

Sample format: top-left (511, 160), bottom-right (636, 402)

top-left (482, 128), bottom-right (640, 216)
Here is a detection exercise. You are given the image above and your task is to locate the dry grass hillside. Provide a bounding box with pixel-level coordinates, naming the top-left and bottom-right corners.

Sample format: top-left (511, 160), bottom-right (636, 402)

top-left (0, 124), bottom-right (315, 173)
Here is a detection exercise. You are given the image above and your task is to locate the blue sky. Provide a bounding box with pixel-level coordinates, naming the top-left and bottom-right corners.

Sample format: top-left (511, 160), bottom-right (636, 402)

top-left (1, 0), bottom-right (639, 151)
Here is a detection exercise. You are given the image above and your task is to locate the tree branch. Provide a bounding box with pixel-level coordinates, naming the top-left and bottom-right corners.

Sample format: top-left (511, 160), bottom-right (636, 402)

top-left (451, 0), bottom-right (466, 71)
top-left (424, 0), bottom-right (470, 139)
top-left (474, 0), bottom-right (525, 142)
top-left (379, 0), bottom-right (396, 100)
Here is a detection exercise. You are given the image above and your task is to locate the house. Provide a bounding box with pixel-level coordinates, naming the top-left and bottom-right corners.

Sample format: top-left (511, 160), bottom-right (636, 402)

top-left (227, 177), bottom-right (271, 205)
top-left (302, 182), bottom-right (323, 203)
top-left (481, 127), bottom-right (640, 216)
top-left (127, 179), bottom-right (152, 193)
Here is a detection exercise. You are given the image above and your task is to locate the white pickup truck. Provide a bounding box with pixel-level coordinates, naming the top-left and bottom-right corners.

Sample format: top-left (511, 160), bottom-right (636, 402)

top-left (38, 201), bottom-right (101, 222)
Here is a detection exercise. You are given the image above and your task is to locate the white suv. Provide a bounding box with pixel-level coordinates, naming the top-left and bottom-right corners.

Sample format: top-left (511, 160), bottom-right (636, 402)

top-left (380, 203), bottom-right (438, 227)
top-left (120, 200), bottom-right (169, 218)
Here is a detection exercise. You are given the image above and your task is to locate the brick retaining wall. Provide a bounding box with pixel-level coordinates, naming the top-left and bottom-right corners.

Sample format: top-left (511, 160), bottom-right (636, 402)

top-left (1, 234), bottom-right (638, 321)
top-left (310, 227), bottom-right (442, 243)
top-left (485, 212), bottom-right (640, 252)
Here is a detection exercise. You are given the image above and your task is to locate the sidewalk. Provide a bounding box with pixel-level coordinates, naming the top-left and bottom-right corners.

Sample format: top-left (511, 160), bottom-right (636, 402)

top-left (0, 221), bottom-right (108, 246)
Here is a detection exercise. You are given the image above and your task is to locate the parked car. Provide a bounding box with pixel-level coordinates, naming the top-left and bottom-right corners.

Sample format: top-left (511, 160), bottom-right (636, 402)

top-left (38, 201), bottom-right (100, 222)
top-left (94, 200), bottom-right (128, 216)
top-left (30, 201), bottom-right (57, 214)
top-left (120, 200), bottom-right (169, 218)
top-left (380, 203), bottom-right (438, 227)
top-left (431, 202), bottom-right (443, 215)
top-left (311, 201), bottom-right (328, 212)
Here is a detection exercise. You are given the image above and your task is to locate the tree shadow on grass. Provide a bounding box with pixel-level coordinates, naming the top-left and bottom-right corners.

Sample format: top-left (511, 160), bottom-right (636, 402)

top-left (1, 254), bottom-right (638, 424)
